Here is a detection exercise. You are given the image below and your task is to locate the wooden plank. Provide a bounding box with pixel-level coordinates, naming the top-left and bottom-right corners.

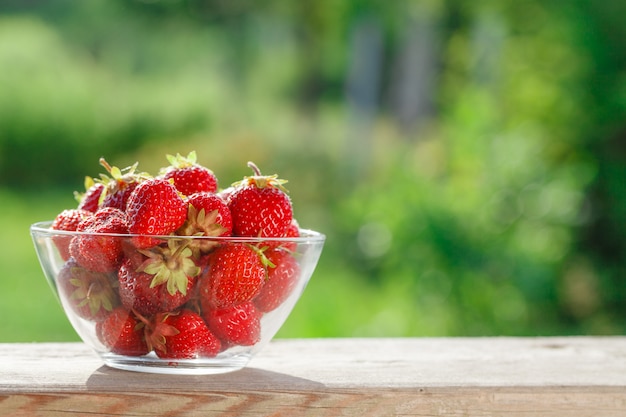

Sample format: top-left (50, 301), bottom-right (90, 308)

top-left (1, 337), bottom-right (625, 416)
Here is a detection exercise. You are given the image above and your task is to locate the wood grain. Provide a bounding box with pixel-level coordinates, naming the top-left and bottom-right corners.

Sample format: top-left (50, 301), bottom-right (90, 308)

top-left (1, 337), bottom-right (625, 416)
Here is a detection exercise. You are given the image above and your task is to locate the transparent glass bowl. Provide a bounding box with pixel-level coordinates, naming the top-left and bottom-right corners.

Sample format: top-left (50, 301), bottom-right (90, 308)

top-left (30, 221), bottom-right (325, 375)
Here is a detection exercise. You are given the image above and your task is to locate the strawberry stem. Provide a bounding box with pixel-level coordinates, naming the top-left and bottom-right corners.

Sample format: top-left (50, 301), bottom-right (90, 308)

top-left (247, 161), bottom-right (262, 176)
top-left (247, 243), bottom-right (276, 269)
top-left (131, 308), bottom-right (151, 327)
top-left (99, 158), bottom-right (113, 174)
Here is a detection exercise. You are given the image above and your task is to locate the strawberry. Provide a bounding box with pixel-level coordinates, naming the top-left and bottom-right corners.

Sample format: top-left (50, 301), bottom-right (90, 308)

top-left (98, 159), bottom-right (150, 211)
top-left (177, 192), bottom-right (232, 255)
top-left (51, 209), bottom-right (93, 260)
top-left (216, 186), bottom-right (235, 203)
top-left (69, 207), bottom-right (129, 273)
top-left (117, 240), bottom-right (200, 316)
top-left (52, 209), bottom-right (93, 232)
top-left (180, 192), bottom-right (232, 237)
top-left (126, 177), bottom-right (188, 249)
top-left (281, 218), bottom-right (301, 252)
top-left (96, 307), bottom-right (149, 356)
top-left (254, 249), bottom-right (301, 313)
top-left (57, 258), bottom-right (119, 322)
top-left (75, 177), bottom-right (105, 213)
top-left (261, 217), bottom-right (302, 251)
top-left (204, 302), bottom-right (261, 347)
top-left (227, 162), bottom-right (293, 238)
top-left (161, 151), bottom-right (218, 196)
top-left (198, 243), bottom-right (267, 310)
top-left (147, 309), bottom-right (221, 359)
top-left (103, 183), bottom-right (140, 212)
top-left (285, 218), bottom-right (300, 239)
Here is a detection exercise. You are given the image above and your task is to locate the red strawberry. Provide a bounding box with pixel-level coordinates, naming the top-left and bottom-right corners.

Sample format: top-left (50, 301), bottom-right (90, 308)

top-left (161, 151), bottom-right (218, 196)
top-left (147, 309), bottom-right (221, 359)
top-left (280, 218), bottom-right (301, 252)
top-left (98, 159), bottom-right (150, 211)
top-left (103, 182), bottom-right (140, 212)
top-left (285, 218), bottom-right (300, 239)
top-left (198, 243), bottom-right (267, 310)
top-left (227, 162), bottom-right (293, 238)
top-left (180, 192), bottom-right (232, 237)
top-left (126, 177), bottom-right (188, 249)
top-left (51, 209), bottom-right (93, 260)
top-left (69, 207), bottom-right (129, 273)
top-left (258, 217), bottom-right (301, 251)
top-left (254, 249), bottom-right (301, 313)
top-left (57, 258), bottom-right (119, 322)
top-left (96, 307), bottom-right (149, 356)
top-left (204, 302), bottom-right (261, 347)
top-left (117, 240), bottom-right (200, 316)
top-left (216, 186), bottom-right (235, 203)
top-left (75, 177), bottom-right (105, 213)
top-left (177, 192), bottom-right (232, 255)
top-left (52, 209), bottom-right (93, 231)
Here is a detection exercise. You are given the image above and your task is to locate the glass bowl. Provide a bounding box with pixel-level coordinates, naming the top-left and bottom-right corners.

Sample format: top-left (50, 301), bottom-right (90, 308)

top-left (30, 221), bottom-right (325, 375)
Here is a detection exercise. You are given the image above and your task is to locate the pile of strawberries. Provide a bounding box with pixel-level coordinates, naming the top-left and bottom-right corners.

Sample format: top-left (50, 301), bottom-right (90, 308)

top-left (50, 152), bottom-right (302, 360)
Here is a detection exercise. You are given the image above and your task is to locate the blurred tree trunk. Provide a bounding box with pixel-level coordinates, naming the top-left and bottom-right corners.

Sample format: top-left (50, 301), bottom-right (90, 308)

top-left (389, 12), bottom-right (441, 136)
top-left (343, 16), bottom-right (383, 180)
top-left (293, 0), bottom-right (328, 112)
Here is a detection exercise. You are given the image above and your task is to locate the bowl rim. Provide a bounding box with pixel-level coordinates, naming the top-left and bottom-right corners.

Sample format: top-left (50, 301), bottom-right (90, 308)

top-left (30, 220), bottom-right (326, 243)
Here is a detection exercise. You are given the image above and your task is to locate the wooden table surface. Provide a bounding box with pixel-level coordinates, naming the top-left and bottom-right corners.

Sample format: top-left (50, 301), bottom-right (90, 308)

top-left (1, 337), bottom-right (625, 416)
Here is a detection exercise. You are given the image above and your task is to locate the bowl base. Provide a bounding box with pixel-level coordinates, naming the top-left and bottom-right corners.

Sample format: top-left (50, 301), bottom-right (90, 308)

top-left (101, 352), bottom-right (250, 375)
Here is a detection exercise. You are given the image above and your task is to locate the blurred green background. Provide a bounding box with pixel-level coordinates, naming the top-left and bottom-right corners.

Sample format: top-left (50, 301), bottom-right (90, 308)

top-left (1, 0), bottom-right (625, 342)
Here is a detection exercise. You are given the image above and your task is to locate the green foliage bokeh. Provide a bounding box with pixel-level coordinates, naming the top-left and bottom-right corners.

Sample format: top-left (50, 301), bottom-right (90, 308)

top-left (1, 0), bottom-right (624, 341)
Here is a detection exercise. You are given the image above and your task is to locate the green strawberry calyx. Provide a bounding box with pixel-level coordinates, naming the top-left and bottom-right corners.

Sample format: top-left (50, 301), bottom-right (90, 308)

top-left (164, 150), bottom-right (198, 170)
top-left (246, 243), bottom-right (276, 270)
top-left (177, 205), bottom-right (227, 238)
top-left (176, 205), bottom-right (228, 256)
top-left (69, 274), bottom-right (117, 317)
top-left (144, 311), bottom-right (180, 354)
top-left (137, 240), bottom-right (201, 296)
top-left (232, 161), bottom-right (289, 192)
top-left (98, 158), bottom-right (151, 196)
